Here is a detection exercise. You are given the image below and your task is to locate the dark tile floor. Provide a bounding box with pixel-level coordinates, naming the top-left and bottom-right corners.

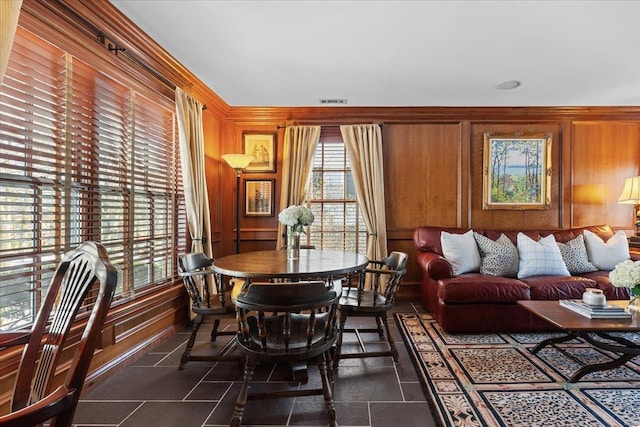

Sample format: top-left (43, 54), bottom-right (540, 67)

top-left (74, 302), bottom-right (437, 427)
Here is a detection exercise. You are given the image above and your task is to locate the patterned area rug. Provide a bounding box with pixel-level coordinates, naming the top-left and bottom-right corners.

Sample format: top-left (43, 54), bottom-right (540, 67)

top-left (396, 312), bottom-right (640, 427)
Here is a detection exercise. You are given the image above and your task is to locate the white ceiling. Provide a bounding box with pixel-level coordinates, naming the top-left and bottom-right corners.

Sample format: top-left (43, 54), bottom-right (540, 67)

top-left (110, 0), bottom-right (640, 107)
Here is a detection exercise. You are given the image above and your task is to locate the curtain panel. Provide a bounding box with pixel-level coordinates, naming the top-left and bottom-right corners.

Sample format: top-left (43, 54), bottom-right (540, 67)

top-left (176, 88), bottom-right (214, 315)
top-left (276, 126), bottom-right (321, 250)
top-left (0, 0), bottom-right (22, 85)
top-left (340, 124), bottom-right (388, 265)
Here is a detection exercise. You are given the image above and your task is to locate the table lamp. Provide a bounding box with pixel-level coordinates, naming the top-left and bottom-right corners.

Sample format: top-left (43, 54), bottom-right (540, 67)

top-left (617, 176), bottom-right (640, 241)
top-left (222, 154), bottom-right (255, 253)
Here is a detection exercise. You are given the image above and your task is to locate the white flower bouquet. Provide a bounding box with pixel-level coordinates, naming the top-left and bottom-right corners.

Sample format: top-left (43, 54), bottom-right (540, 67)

top-left (278, 205), bottom-right (314, 234)
top-left (609, 259), bottom-right (640, 297)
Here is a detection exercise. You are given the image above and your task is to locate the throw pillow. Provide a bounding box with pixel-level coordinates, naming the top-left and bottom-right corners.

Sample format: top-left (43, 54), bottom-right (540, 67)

top-left (583, 229), bottom-right (630, 270)
top-left (440, 230), bottom-right (481, 276)
top-left (517, 233), bottom-right (570, 278)
top-left (473, 232), bottom-right (519, 277)
top-left (556, 234), bottom-right (598, 274)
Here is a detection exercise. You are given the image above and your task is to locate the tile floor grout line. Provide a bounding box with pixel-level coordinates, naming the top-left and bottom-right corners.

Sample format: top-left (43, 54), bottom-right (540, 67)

top-left (115, 401), bottom-right (145, 427)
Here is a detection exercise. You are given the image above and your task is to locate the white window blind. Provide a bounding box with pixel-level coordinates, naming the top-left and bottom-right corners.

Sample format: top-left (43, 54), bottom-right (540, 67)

top-left (0, 27), bottom-right (186, 330)
top-left (307, 128), bottom-right (366, 253)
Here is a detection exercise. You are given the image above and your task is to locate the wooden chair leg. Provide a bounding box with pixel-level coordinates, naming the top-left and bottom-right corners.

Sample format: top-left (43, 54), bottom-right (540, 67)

top-left (375, 315), bottom-right (384, 337)
top-left (180, 313), bottom-right (204, 370)
top-left (319, 352), bottom-right (337, 427)
top-left (211, 318), bottom-right (220, 342)
top-left (381, 313), bottom-right (399, 363)
top-left (230, 359), bottom-right (255, 427)
top-left (333, 312), bottom-right (347, 369)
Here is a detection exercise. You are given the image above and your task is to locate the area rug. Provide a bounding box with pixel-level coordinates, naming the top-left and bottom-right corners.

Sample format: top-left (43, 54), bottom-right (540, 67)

top-left (395, 312), bottom-right (640, 427)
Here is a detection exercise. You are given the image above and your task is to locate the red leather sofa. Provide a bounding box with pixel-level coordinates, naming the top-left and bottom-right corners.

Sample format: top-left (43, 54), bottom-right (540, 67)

top-left (413, 224), bottom-right (639, 333)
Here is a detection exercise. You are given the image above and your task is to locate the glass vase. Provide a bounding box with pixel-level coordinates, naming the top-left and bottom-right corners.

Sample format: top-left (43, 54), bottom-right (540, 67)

top-left (287, 227), bottom-right (301, 260)
top-left (627, 285), bottom-right (640, 312)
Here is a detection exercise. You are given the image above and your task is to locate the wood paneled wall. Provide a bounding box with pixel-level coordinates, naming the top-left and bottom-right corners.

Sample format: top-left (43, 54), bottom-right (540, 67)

top-left (216, 113), bottom-right (640, 300)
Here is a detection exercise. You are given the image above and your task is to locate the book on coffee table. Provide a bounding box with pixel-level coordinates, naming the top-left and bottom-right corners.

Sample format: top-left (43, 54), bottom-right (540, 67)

top-left (559, 299), bottom-right (632, 319)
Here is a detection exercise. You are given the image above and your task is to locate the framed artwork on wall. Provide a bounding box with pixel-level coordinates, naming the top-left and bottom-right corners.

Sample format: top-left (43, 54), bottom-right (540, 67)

top-left (243, 132), bottom-right (276, 172)
top-left (244, 179), bottom-right (275, 217)
top-left (482, 133), bottom-right (552, 210)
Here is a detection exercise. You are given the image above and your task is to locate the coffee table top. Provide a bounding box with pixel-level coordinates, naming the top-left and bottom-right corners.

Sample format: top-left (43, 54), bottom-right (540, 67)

top-left (518, 300), bottom-right (640, 331)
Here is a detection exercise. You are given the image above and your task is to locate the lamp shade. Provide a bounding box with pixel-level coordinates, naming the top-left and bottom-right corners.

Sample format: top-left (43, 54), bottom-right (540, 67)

top-left (617, 176), bottom-right (640, 204)
top-left (222, 154), bottom-right (255, 170)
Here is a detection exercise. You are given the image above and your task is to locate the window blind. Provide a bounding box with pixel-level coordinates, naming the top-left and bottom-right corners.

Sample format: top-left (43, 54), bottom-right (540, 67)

top-left (308, 128), bottom-right (366, 253)
top-left (0, 27), bottom-right (185, 330)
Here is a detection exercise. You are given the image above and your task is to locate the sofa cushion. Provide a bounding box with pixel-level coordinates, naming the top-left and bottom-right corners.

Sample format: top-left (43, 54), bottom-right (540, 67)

top-left (440, 230), bottom-right (481, 275)
top-left (517, 233), bottom-right (570, 278)
top-left (556, 234), bottom-right (598, 274)
top-left (474, 233), bottom-right (519, 277)
top-left (521, 275), bottom-right (596, 300)
top-left (438, 273), bottom-right (530, 303)
top-left (583, 229), bottom-right (630, 270)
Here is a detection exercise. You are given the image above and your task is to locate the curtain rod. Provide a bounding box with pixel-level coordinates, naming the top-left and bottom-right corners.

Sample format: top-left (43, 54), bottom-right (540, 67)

top-left (276, 123), bottom-right (383, 129)
top-left (53, 0), bottom-right (179, 94)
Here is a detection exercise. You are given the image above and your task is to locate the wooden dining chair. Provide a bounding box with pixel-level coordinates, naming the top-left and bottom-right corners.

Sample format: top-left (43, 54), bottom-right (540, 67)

top-left (177, 253), bottom-right (242, 369)
top-left (333, 251), bottom-right (408, 368)
top-left (230, 279), bottom-right (341, 427)
top-left (0, 241), bottom-right (117, 427)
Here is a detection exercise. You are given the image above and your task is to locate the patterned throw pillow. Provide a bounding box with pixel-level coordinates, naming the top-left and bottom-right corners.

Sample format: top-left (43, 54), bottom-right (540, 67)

top-left (556, 234), bottom-right (598, 274)
top-left (473, 232), bottom-right (519, 277)
top-left (516, 233), bottom-right (570, 278)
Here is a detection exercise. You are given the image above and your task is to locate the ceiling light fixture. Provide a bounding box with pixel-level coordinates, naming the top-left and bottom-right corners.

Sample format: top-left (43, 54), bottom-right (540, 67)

top-left (494, 80), bottom-right (521, 90)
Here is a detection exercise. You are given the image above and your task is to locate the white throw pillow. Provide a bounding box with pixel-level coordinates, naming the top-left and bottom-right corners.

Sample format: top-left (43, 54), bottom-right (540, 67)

top-left (517, 233), bottom-right (570, 278)
top-left (583, 230), bottom-right (630, 270)
top-left (440, 230), bottom-right (481, 276)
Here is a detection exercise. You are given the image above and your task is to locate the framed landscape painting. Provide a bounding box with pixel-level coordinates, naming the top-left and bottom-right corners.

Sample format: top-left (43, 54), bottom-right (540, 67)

top-left (243, 132), bottom-right (276, 172)
top-left (482, 133), bottom-right (552, 210)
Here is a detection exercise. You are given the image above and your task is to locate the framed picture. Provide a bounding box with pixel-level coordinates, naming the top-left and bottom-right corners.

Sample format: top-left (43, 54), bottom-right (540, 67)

top-left (243, 132), bottom-right (276, 172)
top-left (244, 179), bottom-right (274, 216)
top-left (482, 133), bottom-right (552, 210)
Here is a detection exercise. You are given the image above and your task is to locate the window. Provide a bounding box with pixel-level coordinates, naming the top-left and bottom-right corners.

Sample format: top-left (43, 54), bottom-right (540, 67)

top-left (306, 128), bottom-right (366, 253)
top-left (0, 28), bottom-right (186, 330)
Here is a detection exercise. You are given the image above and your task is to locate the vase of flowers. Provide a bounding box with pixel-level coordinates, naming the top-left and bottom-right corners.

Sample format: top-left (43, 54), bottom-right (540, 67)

top-left (278, 205), bottom-right (314, 260)
top-left (609, 259), bottom-right (640, 312)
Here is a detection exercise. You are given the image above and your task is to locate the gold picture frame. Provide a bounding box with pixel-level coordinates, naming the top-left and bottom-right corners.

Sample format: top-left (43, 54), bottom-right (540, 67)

top-left (482, 133), bottom-right (552, 210)
top-left (244, 179), bottom-right (274, 217)
top-left (243, 132), bottom-right (276, 172)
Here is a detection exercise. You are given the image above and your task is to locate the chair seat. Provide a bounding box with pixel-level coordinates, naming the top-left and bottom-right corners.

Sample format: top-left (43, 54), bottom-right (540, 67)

top-left (339, 289), bottom-right (390, 311)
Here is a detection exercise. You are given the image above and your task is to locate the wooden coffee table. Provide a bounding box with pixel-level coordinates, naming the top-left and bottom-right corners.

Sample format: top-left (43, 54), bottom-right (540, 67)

top-left (518, 300), bottom-right (640, 382)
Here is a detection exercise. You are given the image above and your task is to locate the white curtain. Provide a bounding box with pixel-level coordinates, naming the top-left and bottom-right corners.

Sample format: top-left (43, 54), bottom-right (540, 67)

top-left (340, 124), bottom-right (388, 265)
top-left (176, 88), bottom-right (215, 317)
top-left (276, 126), bottom-right (321, 250)
top-left (0, 0), bottom-right (22, 85)
top-left (176, 87), bottom-right (212, 257)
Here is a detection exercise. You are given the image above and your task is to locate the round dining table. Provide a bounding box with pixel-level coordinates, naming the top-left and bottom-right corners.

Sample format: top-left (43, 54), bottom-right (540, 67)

top-left (212, 249), bottom-right (369, 281)
top-left (212, 249), bottom-right (369, 380)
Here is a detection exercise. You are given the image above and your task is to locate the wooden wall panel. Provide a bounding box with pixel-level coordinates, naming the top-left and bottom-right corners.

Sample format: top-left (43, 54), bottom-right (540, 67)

top-left (469, 123), bottom-right (564, 229)
top-left (383, 124), bottom-right (462, 229)
top-left (571, 122), bottom-right (640, 231)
